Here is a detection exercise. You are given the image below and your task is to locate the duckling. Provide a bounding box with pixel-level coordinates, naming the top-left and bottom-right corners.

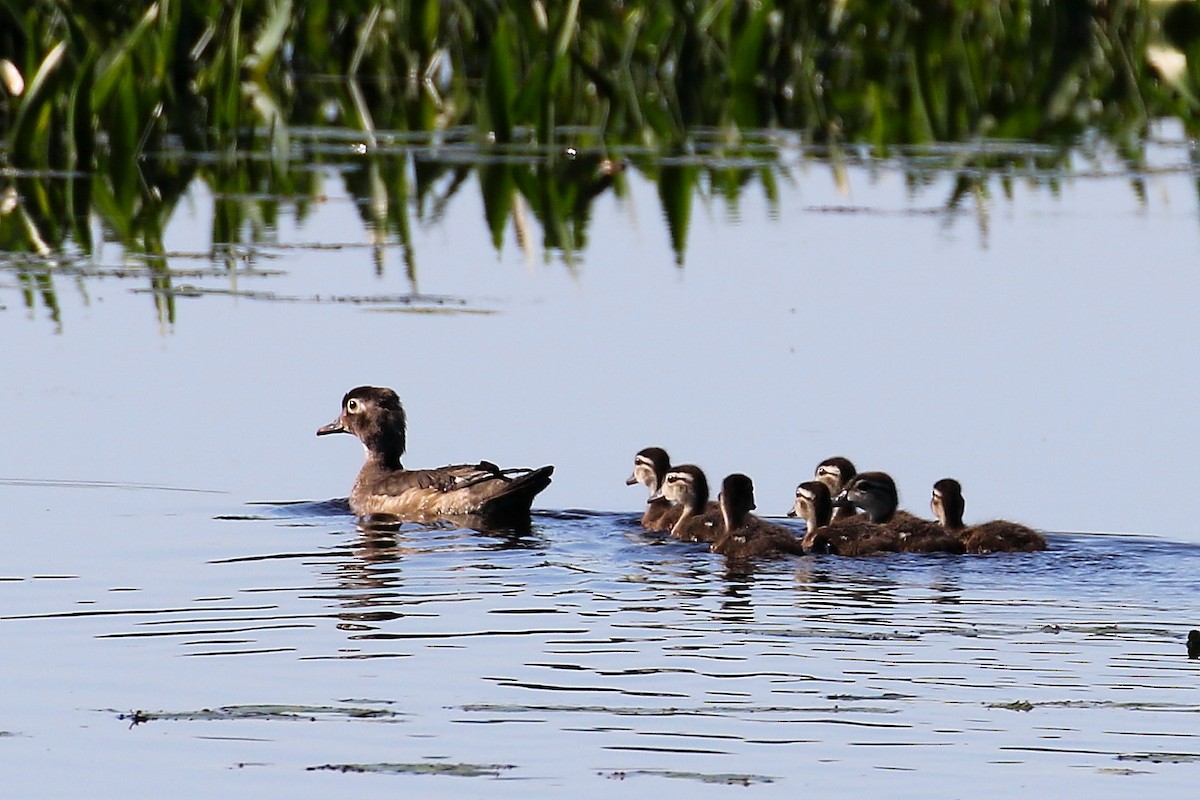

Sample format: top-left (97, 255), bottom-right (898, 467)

top-left (626, 446), bottom-right (682, 532)
top-left (794, 481), bottom-right (899, 555)
top-left (657, 464), bottom-right (723, 543)
top-left (931, 478), bottom-right (1047, 554)
top-left (710, 474), bottom-right (805, 559)
top-left (317, 386), bottom-right (553, 524)
top-left (836, 472), bottom-right (964, 554)
top-left (814, 456), bottom-right (860, 523)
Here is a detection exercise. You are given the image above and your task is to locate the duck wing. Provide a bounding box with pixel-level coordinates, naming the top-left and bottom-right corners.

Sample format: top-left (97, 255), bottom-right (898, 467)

top-left (353, 462), bottom-right (554, 522)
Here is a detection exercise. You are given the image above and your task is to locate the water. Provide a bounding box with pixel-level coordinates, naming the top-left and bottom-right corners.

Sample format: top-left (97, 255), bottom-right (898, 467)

top-left (3, 125), bottom-right (1200, 794)
top-left (2, 490), bottom-right (1197, 797)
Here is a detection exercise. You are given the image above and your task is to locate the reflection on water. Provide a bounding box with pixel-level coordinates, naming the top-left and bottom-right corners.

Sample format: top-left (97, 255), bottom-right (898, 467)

top-left (4, 497), bottom-right (1198, 794)
top-left (5, 128), bottom-right (1198, 330)
top-left (5, 113), bottom-right (1200, 794)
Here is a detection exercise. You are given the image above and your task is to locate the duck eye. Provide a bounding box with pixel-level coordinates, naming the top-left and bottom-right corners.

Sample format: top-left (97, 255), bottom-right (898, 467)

top-left (347, 399), bottom-right (360, 413)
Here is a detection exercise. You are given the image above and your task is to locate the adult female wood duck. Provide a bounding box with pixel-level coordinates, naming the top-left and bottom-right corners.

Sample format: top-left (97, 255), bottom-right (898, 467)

top-left (626, 447), bottom-right (682, 532)
top-left (930, 478), bottom-right (1047, 553)
top-left (793, 481), bottom-right (899, 555)
top-left (656, 464), bottom-right (723, 543)
top-left (834, 472), bottom-right (964, 554)
top-left (710, 474), bottom-right (805, 559)
top-left (317, 386), bottom-right (553, 524)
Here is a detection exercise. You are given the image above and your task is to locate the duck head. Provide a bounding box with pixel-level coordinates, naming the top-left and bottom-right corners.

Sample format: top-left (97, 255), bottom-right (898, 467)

top-left (791, 480), bottom-right (833, 528)
top-left (931, 478), bottom-right (966, 529)
top-left (719, 473), bottom-right (756, 531)
top-left (814, 456), bottom-right (857, 495)
top-left (627, 447), bottom-right (670, 494)
top-left (659, 465), bottom-right (710, 514)
top-left (834, 471), bottom-right (898, 524)
top-left (317, 386), bottom-right (408, 468)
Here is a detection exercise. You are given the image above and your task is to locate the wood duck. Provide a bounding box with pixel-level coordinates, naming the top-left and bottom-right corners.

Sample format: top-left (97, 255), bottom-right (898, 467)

top-left (317, 386), bottom-right (553, 524)
top-left (814, 456), bottom-right (860, 523)
top-left (930, 478), bottom-right (1047, 554)
top-left (656, 464), bottom-right (723, 543)
top-left (835, 472), bottom-right (964, 554)
top-left (794, 481), bottom-right (899, 555)
top-left (710, 474), bottom-right (805, 559)
top-left (626, 447), bottom-right (682, 532)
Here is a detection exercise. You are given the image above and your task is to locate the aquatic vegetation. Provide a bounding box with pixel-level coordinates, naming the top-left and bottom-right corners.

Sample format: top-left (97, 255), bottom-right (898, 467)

top-left (307, 762), bottom-right (515, 777)
top-left (113, 702), bottom-right (407, 724)
top-left (0, 1), bottom-right (1178, 157)
top-left (600, 768), bottom-right (775, 785)
top-left (0, 1), bottom-right (1195, 323)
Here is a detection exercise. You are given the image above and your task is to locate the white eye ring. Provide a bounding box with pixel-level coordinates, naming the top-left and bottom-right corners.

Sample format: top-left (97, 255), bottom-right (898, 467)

top-left (347, 398), bottom-right (361, 413)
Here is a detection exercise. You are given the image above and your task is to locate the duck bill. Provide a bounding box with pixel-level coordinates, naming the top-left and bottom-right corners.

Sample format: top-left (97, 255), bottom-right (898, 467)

top-left (831, 492), bottom-right (856, 509)
top-left (316, 417), bottom-right (348, 436)
top-left (625, 474), bottom-right (639, 486)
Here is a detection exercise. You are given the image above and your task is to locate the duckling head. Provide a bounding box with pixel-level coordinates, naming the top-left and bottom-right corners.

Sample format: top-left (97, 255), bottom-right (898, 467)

top-left (792, 480), bottom-right (833, 528)
top-left (660, 465), bottom-right (710, 513)
top-left (719, 473), bottom-right (756, 530)
top-left (627, 447), bottom-right (670, 494)
top-left (835, 471), bottom-right (898, 524)
top-left (814, 456), bottom-right (857, 495)
top-left (931, 478), bottom-right (966, 529)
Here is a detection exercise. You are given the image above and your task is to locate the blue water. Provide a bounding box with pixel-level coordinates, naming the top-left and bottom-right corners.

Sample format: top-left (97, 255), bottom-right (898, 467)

top-left (2, 482), bottom-right (1197, 797)
top-left (4, 125), bottom-right (1200, 795)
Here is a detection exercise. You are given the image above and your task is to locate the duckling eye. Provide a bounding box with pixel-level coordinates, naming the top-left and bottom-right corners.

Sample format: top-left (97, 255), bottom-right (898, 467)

top-left (347, 399), bottom-right (361, 413)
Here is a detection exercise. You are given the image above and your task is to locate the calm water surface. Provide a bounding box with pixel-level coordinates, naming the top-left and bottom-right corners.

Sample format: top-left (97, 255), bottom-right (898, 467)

top-left (3, 126), bottom-right (1200, 795)
top-left (2, 491), bottom-right (1198, 797)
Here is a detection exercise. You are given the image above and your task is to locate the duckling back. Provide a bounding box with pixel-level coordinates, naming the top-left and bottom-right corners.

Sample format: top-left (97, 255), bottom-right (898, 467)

top-left (931, 477), bottom-right (1046, 554)
top-left (803, 517), bottom-right (900, 556)
top-left (960, 520), bottom-right (1046, 554)
top-left (889, 511), bottom-right (965, 554)
top-left (710, 474), bottom-right (804, 559)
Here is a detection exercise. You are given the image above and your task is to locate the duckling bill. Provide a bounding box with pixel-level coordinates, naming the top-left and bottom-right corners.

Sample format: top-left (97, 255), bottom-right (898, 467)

top-left (318, 386), bottom-right (553, 524)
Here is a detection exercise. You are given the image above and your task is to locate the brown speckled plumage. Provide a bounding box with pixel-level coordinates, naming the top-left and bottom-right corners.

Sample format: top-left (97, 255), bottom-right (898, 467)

top-left (317, 386), bottom-right (553, 524)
